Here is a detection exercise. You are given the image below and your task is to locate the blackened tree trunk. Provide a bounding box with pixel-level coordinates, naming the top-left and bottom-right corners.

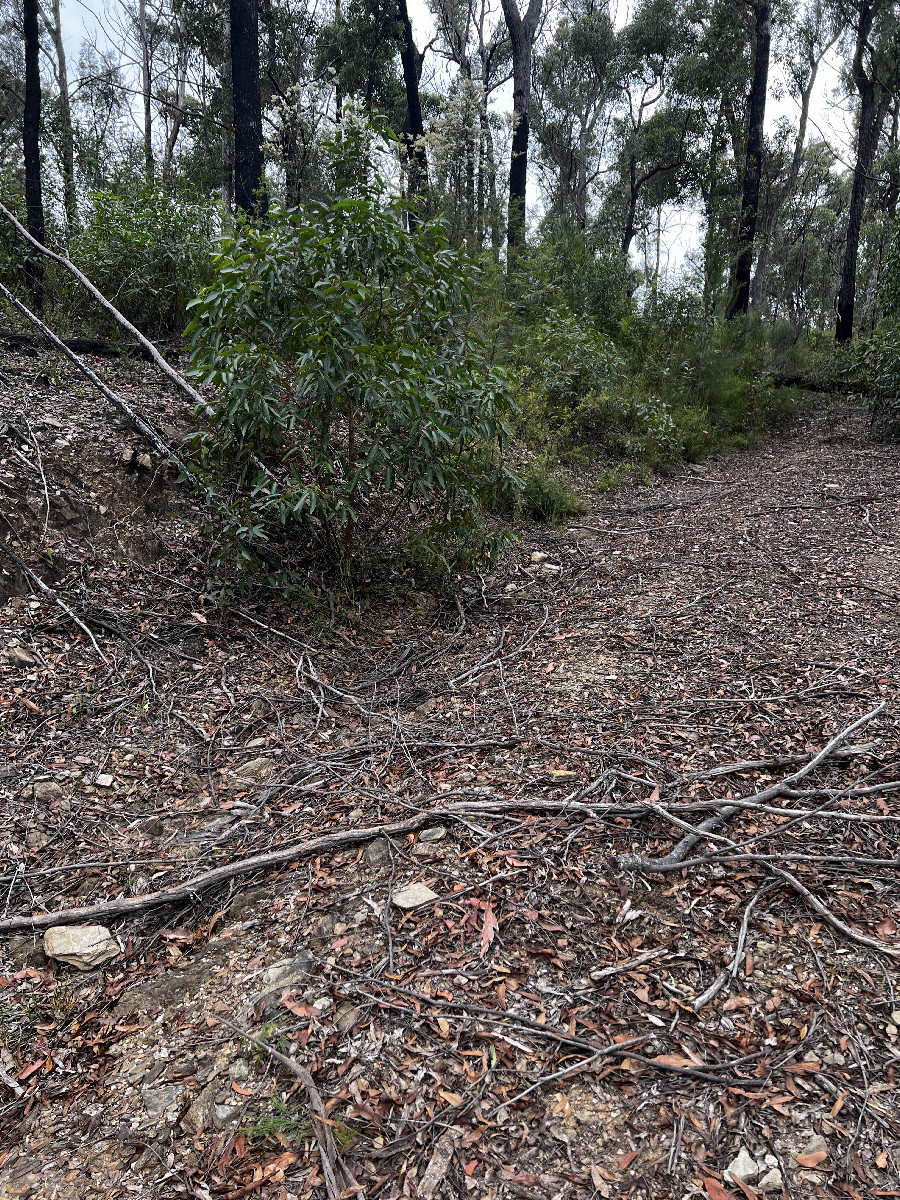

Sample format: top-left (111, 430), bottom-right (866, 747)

top-left (23, 0), bottom-right (45, 310)
top-left (726, 0), bottom-right (771, 320)
top-left (230, 0), bottom-right (268, 220)
top-left (500, 0), bottom-right (543, 264)
top-left (836, 0), bottom-right (888, 343)
top-left (398, 0), bottom-right (427, 203)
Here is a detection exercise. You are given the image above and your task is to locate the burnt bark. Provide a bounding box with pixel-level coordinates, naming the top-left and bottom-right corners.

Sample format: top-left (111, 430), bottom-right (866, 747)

top-left (230, 0), bottom-right (268, 219)
top-left (726, 0), bottom-right (771, 320)
top-left (500, 0), bottom-right (542, 262)
top-left (836, 0), bottom-right (889, 343)
top-left (23, 0), bottom-right (45, 311)
top-left (398, 0), bottom-right (428, 203)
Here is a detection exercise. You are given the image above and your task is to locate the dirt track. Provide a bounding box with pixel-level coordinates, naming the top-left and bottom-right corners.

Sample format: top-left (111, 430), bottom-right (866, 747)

top-left (1, 354), bottom-right (898, 1199)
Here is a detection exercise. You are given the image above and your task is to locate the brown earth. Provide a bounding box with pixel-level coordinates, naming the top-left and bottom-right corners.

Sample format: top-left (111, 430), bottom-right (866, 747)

top-left (0, 346), bottom-right (898, 1200)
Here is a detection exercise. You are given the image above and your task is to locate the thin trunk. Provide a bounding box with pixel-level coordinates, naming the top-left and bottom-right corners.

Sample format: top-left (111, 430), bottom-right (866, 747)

top-left (726, 0), bottom-right (771, 320)
top-left (398, 0), bottom-right (427, 204)
top-left (621, 154), bottom-right (639, 256)
top-left (230, 0), bottom-right (267, 219)
top-left (836, 0), bottom-right (888, 342)
top-left (139, 0), bottom-right (153, 184)
top-left (39, 0), bottom-right (75, 232)
top-left (500, 0), bottom-right (542, 264)
top-left (23, 0), bottom-right (45, 311)
top-left (836, 82), bottom-right (889, 341)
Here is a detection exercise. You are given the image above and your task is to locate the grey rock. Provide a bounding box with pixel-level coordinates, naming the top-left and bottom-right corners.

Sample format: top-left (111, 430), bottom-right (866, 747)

top-left (758, 1168), bottom-right (783, 1193)
top-left (725, 1147), bottom-right (760, 1182)
top-left (232, 756), bottom-right (275, 782)
top-left (255, 953), bottom-right (313, 997)
top-left (797, 1134), bottom-right (827, 1163)
top-left (392, 882), bottom-right (438, 910)
top-left (32, 781), bottom-right (63, 803)
top-left (335, 1001), bottom-right (363, 1033)
top-left (95, 774), bottom-right (115, 789)
top-left (44, 924), bottom-right (121, 970)
top-left (365, 838), bottom-right (391, 865)
top-left (229, 1059), bottom-right (249, 1082)
top-left (419, 826), bottom-right (447, 843)
top-left (7, 645), bottom-right (35, 667)
top-left (141, 1083), bottom-right (183, 1118)
top-left (213, 1103), bottom-right (241, 1129)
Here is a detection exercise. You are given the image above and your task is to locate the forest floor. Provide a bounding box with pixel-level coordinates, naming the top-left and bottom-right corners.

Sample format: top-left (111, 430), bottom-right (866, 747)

top-left (0, 346), bottom-right (899, 1200)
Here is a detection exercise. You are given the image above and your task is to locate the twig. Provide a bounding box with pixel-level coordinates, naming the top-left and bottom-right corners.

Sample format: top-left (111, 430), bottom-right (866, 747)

top-left (231, 1026), bottom-right (363, 1200)
top-left (0, 540), bottom-right (108, 663)
top-left (618, 702), bottom-right (886, 870)
top-left (766, 864), bottom-right (900, 958)
top-left (692, 884), bottom-right (776, 1010)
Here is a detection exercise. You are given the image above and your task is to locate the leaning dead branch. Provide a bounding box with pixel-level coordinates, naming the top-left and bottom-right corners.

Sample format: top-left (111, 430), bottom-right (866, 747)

top-left (233, 1028), bottom-right (364, 1200)
top-left (0, 539), bottom-right (108, 662)
top-left (0, 200), bottom-right (212, 417)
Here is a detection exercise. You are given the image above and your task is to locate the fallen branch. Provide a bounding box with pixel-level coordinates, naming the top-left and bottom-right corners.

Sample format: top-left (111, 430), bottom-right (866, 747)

top-left (0, 280), bottom-right (192, 469)
top-left (0, 281), bottom-right (282, 574)
top-left (617, 702), bottom-right (886, 871)
top-left (692, 884), bottom-right (776, 1010)
top-left (0, 327), bottom-right (166, 361)
top-left (0, 201), bottom-right (211, 415)
top-left (233, 1027), bottom-right (363, 1200)
top-left (0, 539), bottom-right (108, 663)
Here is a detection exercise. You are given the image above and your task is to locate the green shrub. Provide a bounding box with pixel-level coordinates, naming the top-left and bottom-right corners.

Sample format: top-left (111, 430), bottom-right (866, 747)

top-left (69, 187), bottom-right (216, 338)
top-left (187, 123), bottom-right (519, 577)
top-left (520, 464), bottom-right (586, 523)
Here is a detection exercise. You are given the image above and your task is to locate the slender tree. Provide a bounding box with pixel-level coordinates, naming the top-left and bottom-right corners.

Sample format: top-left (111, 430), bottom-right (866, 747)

top-left (500, 0), bottom-right (542, 260)
top-left (835, 0), bottom-right (892, 342)
top-left (23, 0), bottom-right (45, 310)
top-left (726, 0), bottom-right (771, 319)
top-left (39, 0), bottom-right (76, 232)
top-left (230, 0), bottom-right (268, 218)
top-left (398, 0), bottom-right (428, 201)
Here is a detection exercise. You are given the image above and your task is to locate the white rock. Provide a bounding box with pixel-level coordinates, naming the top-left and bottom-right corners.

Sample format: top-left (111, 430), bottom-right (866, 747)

top-left (542, 563), bottom-right (562, 573)
top-left (95, 774), bottom-right (114, 788)
top-left (758, 1168), bottom-right (783, 1193)
top-left (44, 924), bottom-right (121, 970)
top-left (392, 883), bottom-right (438, 909)
top-left (419, 826), bottom-right (447, 843)
top-left (725, 1147), bottom-right (760, 1182)
top-left (530, 551), bottom-right (548, 563)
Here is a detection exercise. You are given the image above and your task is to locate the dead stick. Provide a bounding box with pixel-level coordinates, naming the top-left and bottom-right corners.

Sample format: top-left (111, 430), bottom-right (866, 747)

top-left (618, 701), bottom-right (886, 870)
top-left (0, 540), bottom-right (108, 662)
top-left (766, 864), bottom-right (900, 958)
top-left (233, 1027), bottom-right (364, 1200)
top-left (0, 200), bottom-right (211, 416)
top-left (0, 280), bottom-right (192, 471)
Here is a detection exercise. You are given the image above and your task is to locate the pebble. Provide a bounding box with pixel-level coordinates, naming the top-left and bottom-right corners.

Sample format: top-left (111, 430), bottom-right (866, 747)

top-left (530, 552), bottom-right (548, 563)
top-left (392, 883), bottom-right (438, 909)
top-left (95, 774), bottom-right (114, 788)
top-left (725, 1147), bottom-right (759, 1182)
top-left (758, 1169), bottom-right (783, 1191)
top-left (419, 826), bottom-right (447, 843)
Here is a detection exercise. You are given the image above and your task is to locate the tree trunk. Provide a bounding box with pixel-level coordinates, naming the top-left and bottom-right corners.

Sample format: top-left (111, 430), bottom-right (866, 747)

top-left (500, 0), bottom-right (542, 264)
top-left (398, 0), bottom-right (427, 204)
top-left (836, 0), bottom-right (889, 343)
top-left (230, 0), bottom-right (267, 220)
top-left (139, 0), bottom-right (154, 185)
top-left (39, 0), bottom-right (76, 233)
top-left (726, 0), bottom-right (771, 320)
top-left (23, 0), bottom-right (45, 311)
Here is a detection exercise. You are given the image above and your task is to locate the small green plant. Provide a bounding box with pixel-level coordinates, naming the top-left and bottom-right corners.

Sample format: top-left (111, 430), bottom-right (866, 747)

top-left (248, 1096), bottom-right (313, 1145)
top-left (520, 464), bottom-right (586, 523)
top-left (188, 120), bottom-right (519, 578)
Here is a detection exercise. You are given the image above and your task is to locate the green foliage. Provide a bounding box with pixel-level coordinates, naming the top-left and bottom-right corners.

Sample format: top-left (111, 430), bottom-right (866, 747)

top-left (856, 325), bottom-right (900, 437)
top-left (68, 187), bottom-right (216, 337)
top-left (188, 124), bottom-right (519, 578)
top-left (520, 463), bottom-right (587, 524)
